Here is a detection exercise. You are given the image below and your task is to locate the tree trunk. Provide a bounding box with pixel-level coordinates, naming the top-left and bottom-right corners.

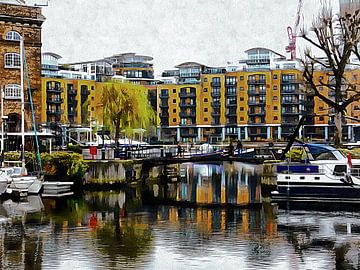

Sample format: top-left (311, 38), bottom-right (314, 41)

top-left (334, 111), bottom-right (342, 147)
top-left (115, 122), bottom-right (120, 147)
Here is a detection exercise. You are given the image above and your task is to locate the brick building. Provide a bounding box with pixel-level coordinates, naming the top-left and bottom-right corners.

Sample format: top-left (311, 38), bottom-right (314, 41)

top-left (0, 1), bottom-right (44, 149)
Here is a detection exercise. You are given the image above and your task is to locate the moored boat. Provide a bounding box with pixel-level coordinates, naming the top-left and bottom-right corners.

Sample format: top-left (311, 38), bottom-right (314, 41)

top-left (271, 144), bottom-right (360, 203)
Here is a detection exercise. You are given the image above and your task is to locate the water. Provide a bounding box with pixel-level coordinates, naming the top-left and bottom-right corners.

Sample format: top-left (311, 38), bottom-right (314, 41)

top-left (0, 162), bottom-right (360, 269)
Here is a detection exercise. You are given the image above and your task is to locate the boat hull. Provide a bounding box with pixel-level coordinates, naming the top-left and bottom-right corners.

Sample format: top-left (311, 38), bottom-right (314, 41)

top-left (273, 173), bottom-right (360, 203)
top-left (28, 177), bottom-right (43, 194)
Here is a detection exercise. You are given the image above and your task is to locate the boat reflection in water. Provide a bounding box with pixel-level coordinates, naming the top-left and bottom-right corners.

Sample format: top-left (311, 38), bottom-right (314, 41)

top-left (156, 162), bottom-right (262, 206)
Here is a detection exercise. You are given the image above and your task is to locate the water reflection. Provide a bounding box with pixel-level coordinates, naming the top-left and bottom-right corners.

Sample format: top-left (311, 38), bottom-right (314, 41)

top-left (153, 162), bottom-right (262, 206)
top-left (0, 163), bottom-right (359, 268)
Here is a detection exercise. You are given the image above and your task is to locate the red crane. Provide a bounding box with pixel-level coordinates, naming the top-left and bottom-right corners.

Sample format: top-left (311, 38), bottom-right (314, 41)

top-left (286, 0), bottom-right (303, 60)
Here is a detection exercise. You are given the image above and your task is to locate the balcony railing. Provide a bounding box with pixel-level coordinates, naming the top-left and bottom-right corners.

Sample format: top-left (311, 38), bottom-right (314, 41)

top-left (211, 82), bottom-right (221, 87)
top-left (159, 102), bottom-right (169, 108)
top-left (247, 79), bottom-right (266, 84)
top-left (248, 100), bottom-right (266, 105)
top-left (179, 102), bottom-right (196, 107)
top-left (248, 89), bottom-right (266, 95)
top-left (179, 111), bottom-right (196, 118)
top-left (46, 109), bottom-right (63, 115)
top-left (248, 110), bottom-right (266, 116)
top-left (179, 92), bottom-right (196, 98)
top-left (47, 98), bottom-right (63, 104)
top-left (159, 93), bottom-right (169, 98)
top-left (211, 92), bottom-right (221, 97)
top-left (211, 101), bottom-right (221, 107)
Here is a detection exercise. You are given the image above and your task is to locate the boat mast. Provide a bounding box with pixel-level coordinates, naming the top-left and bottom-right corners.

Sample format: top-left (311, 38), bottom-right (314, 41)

top-left (1, 87), bottom-right (4, 167)
top-left (20, 37), bottom-right (25, 171)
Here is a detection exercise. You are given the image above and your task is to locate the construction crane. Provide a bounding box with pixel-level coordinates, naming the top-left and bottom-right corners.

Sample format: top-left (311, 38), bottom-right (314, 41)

top-left (286, 0), bottom-right (303, 60)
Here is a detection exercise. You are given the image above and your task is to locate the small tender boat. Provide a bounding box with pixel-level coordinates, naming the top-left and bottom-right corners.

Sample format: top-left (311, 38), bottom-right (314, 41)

top-left (271, 144), bottom-right (360, 203)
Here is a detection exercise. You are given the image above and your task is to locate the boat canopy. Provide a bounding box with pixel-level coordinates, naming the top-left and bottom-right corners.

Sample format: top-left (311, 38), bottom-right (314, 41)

top-left (304, 144), bottom-right (338, 156)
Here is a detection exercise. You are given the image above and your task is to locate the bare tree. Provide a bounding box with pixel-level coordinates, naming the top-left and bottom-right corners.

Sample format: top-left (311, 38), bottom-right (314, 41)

top-left (301, 5), bottom-right (360, 146)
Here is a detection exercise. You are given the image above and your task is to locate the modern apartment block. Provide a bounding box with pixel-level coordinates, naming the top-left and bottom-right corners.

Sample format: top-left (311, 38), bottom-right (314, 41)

top-left (157, 48), bottom-right (360, 143)
top-left (0, 1), bottom-right (44, 139)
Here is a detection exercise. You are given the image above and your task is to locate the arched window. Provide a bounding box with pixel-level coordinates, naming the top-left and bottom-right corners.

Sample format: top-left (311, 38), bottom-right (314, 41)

top-left (4, 53), bottom-right (21, 68)
top-left (4, 84), bottom-right (21, 99)
top-left (5, 31), bottom-right (21, 41)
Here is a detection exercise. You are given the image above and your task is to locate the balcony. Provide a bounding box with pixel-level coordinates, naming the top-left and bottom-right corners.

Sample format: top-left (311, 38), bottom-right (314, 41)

top-left (225, 91), bottom-right (237, 97)
top-left (68, 110), bottom-right (76, 116)
top-left (159, 112), bottom-right (169, 118)
top-left (281, 99), bottom-right (299, 105)
top-left (159, 102), bottom-right (169, 108)
top-left (281, 88), bottom-right (299, 94)
top-left (211, 101), bottom-right (221, 107)
top-left (225, 82), bottom-right (237, 86)
top-left (179, 111), bottom-right (196, 118)
top-left (211, 111), bottom-right (220, 117)
top-left (179, 102), bottom-right (196, 107)
top-left (46, 109), bottom-right (63, 115)
top-left (248, 110), bottom-right (266, 116)
top-left (211, 81), bottom-right (221, 87)
top-left (226, 111), bottom-right (237, 117)
top-left (281, 109), bottom-right (304, 115)
top-left (248, 89), bottom-right (266, 95)
top-left (247, 79), bottom-right (266, 85)
top-left (179, 122), bottom-right (196, 126)
top-left (159, 93), bottom-right (169, 98)
top-left (47, 98), bottom-right (63, 104)
top-left (179, 92), bottom-right (196, 98)
top-left (47, 87), bottom-right (63, 93)
top-left (248, 121), bottom-right (266, 125)
top-left (248, 100), bottom-right (266, 106)
top-left (281, 78), bottom-right (300, 84)
top-left (211, 92), bottom-right (221, 98)
top-left (245, 59), bottom-right (270, 65)
top-left (68, 89), bottom-right (77, 96)
top-left (179, 72), bottom-right (200, 78)
top-left (68, 99), bottom-right (78, 106)
top-left (160, 120), bottom-right (169, 126)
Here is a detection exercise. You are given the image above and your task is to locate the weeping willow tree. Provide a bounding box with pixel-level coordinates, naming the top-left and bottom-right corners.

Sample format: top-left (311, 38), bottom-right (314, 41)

top-left (102, 83), bottom-right (155, 144)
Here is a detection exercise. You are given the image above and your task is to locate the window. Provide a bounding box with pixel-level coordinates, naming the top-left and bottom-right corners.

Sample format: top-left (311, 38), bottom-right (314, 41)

top-left (274, 116), bottom-right (278, 120)
top-left (319, 76), bottom-right (324, 81)
top-left (173, 109), bottom-right (176, 113)
top-left (204, 98), bottom-right (208, 102)
top-left (91, 96), bottom-right (94, 100)
top-left (240, 107), bottom-right (244, 111)
top-left (240, 87), bottom-right (244, 91)
top-left (173, 89), bottom-right (176, 93)
top-left (91, 107), bottom-right (94, 111)
top-left (204, 108), bottom-right (208, 112)
top-left (319, 106), bottom-right (324, 111)
top-left (319, 116), bottom-right (324, 121)
top-left (204, 118), bottom-right (208, 122)
top-left (319, 86), bottom-right (323, 91)
top-left (204, 88), bottom-right (208, 92)
top-left (4, 53), bottom-right (21, 68)
top-left (240, 117), bottom-right (244, 121)
top-left (91, 86), bottom-right (94, 90)
top-left (239, 76), bottom-right (244, 81)
top-left (204, 78), bottom-right (208, 82)
top-left (274, 106), bottom-right (278, 110)
top-left (5, 31), bottom-right (21, 41)
top-left (4, 84), bottom-right (21, 99)
top-left (173, 118), bottom-right (176, 122)
top-left (274, 85), bottom-right (278, 90)
top-left (173, 99), bottom-right (176, 103)
top-left (240, 97), bottom-right (244, 101)
top-left (273, 74), bottom-right (277, 80)
top-left (273, 96), bottom-right (278, 101)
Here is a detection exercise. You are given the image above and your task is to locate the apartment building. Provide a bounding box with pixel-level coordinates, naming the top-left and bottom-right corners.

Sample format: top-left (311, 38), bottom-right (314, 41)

top-left (157, 47), bottom-right (360, 143)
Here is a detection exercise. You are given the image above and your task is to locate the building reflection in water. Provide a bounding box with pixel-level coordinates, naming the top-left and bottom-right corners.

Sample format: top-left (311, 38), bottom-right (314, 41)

top-left (174, 162), bottom-right (261, 206)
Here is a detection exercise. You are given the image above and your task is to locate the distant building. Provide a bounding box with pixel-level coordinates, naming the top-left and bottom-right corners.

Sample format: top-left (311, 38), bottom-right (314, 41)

top-left (65, 59), bottom-right (113, 82)
top-left (41, 52), bottom-right (62, 78)
top-left (107, 53), bottom-right (156, 85)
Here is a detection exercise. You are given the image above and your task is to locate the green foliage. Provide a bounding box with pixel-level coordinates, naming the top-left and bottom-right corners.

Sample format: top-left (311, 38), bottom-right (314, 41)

top-left (102, 83), bottom-right (155, 140)
top-left (67, 144), bottom-right (83, 154)
top-left (40, 152), bottom-right (88, 180)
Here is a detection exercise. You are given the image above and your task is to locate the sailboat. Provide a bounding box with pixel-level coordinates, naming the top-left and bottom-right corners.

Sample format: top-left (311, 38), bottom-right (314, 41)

top-left (4, 37), bottom-right (43, 194)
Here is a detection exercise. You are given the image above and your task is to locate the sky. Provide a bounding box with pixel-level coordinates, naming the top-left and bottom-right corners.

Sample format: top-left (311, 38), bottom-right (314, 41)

top-left (27, 0), bottom-right (340, 75)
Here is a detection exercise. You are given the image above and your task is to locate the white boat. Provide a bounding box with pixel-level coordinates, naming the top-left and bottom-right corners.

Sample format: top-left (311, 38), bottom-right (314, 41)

top-left (271, 144), bottom-right (360, 203)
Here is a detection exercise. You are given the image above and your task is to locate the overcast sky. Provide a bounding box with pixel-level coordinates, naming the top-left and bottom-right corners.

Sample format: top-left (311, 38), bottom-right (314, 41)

top-left (30, 0), bottom-right (340, 75)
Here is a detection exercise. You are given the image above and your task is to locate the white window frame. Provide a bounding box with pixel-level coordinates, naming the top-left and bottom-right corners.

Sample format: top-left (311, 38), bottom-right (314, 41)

top-left (4, 84), bottom-right (21, 99)
top-left (5, 53), bottom-right (21, 68)
top-left (5, 31), bottom-right (21, 41)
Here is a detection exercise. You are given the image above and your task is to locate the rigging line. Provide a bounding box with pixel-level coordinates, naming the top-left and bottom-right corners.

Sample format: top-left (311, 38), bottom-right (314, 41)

top-left (23, 47), bottom-right (43, 175)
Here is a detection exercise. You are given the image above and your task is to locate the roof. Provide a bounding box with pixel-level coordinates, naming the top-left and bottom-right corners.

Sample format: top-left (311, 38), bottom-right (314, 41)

top-left (42, 52), bottom-right (62, 59)
top-left (108, 53), bottom-right (153, 62)
top-left (0, 0), bottom-right (25, 5)
top-left (245, 47), bottom-right (286, 58)
top-left (175, 62), bottom-right (203, 68)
